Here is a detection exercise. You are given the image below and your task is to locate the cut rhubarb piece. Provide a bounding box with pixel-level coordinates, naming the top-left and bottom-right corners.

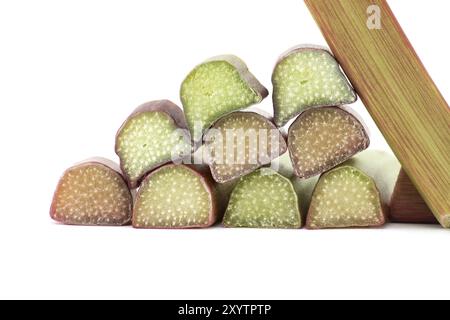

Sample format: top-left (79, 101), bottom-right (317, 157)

top-left (181, 55), bottom-right (268, 141)
top-left (223, 168), bottom-right (302, 229)
top-left (133, 164), bottom-right (218, 229)
top-left (50, 158), bottom-right (133, 226)
top-left (204, 111), bottom-right (287, 183)
top-left (340, 150), bottom-right (436, 223)
top-left (115, 100), bottom-right (192, 188)
top-left (272, 46), bottom-right (357, 126)
top-left (288, 107), bottom-right (369, 179)
top-left (306, 166), bottom-right (384, 229)
top-left (343, 150), bottom-right (401, 209)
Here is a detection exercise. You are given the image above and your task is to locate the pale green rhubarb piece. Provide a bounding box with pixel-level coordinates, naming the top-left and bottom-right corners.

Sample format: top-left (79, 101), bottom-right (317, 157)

top-left (272, 46), bottom-right (357, 127)
top-left (288, 107), bottom-right (369, 179)
top-left (204, 111), bottom-right (287, 183)
top-left (50, 158), bottom-right (133, 226)
top-left (223, 168), bottom-right (302, 229)
top-left (306, 166), bottom-right (385, 229)
top-left (181, 55), bottom-right (268, 141)
top-left (115, 100), bottom-right (192, 188)
top-left (133, 164), bottom-right (218, 229)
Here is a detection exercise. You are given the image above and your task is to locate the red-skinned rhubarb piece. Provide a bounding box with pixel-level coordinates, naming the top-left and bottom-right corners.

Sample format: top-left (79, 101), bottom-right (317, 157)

top-left (133, 164), bottom-right (219, 229)
top-left (50, 158), bottom-right (133, 226)
top-left (288, 106), bottom-right (369, 179)
top-left (204, 111), bottom-right (287, 183)
top-left (305, 150), bottom-right (401, 229)
top-left (306, 166), bottom-right (385, 230)
top-left (115, 100), bottom-right (192, 189)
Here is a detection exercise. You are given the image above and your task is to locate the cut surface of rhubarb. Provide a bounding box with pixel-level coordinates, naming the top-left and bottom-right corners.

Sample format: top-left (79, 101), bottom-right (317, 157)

top-left (115, 100), bottom-right (191, 188)
top-left (133, 164), bottom-right (216, 229)
top-left (306, 166), bottom-right (384, 229)
top-left (272, 46), bottom-right (356, 126)
top-left (288, 107), bottom-right (369, 179)
top-left (223, 168), bottom-right (301, 229)
top-left (204, 111), bottom-right (287, 183)
top-left (181, 55), bottom-right (268, 141)
top-left (50, 159), bottom-right (132, 226)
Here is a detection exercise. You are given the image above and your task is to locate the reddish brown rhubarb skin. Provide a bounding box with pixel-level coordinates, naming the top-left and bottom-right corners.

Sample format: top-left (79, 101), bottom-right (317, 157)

top-left (204, 111), bottom-right (288, 183)
top-left (288, 106), bottom-right (369, 179)
top-left (115, 100), bottom-right (192, 189)
top-left (132, 164), bottom-right (220, 229)
top-left (50, 158), bottom-right (133, 226)
top-left (390, 169), bottom-right (438, 224)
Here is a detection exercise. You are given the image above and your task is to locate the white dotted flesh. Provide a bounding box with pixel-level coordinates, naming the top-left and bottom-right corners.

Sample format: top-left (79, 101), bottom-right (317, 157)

top-left (204, 112), bottom-right (287, 183)
top-left (306, 166), bottom-right (385, 229)
top-left (181, 56), bottom-right (268, 141)
top-left (223, 168), bottom-right (302, 229)
top-left (50, 162), bottom-right (133, 226)
top-left (288, 107), bottom-right (369, 179)
top-left (133, 165), bottom-right (215, 229)
top-left (116, 109), bottom-right (191, 189)
top-left (272, 47), bottom-right (357, 127)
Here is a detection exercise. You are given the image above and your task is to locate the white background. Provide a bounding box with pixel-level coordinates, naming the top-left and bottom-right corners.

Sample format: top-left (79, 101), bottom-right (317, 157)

top-left (0, 0), bottom-right (448, 299)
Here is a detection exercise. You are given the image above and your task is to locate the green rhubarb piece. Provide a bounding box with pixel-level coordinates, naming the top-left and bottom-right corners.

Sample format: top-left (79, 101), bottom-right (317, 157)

top-left (133, 164), bottom-right (217, 229)
top-left (50, 159), bottom-right (133, 226)
top-left (306, 166), bottom-right (385, 229)
top-left (181, 55), bottom-right (268, 141)
top-left (115, 100), bottom-right (192, 188)
top-left (223, 168), bottom-right (302, 229)
top-left (288, 107), bottom-right (369, 179)
top-left (204, 111), bottom-right (287, 183)
top-left (272, 46), bottom-right (357, 126)
top-left (343, 150), bottom-right (401, 206)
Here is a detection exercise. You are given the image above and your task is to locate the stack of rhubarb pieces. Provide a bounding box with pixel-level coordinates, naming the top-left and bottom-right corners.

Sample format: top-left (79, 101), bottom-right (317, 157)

top-left (50, 46), bottom-right (437, 230)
